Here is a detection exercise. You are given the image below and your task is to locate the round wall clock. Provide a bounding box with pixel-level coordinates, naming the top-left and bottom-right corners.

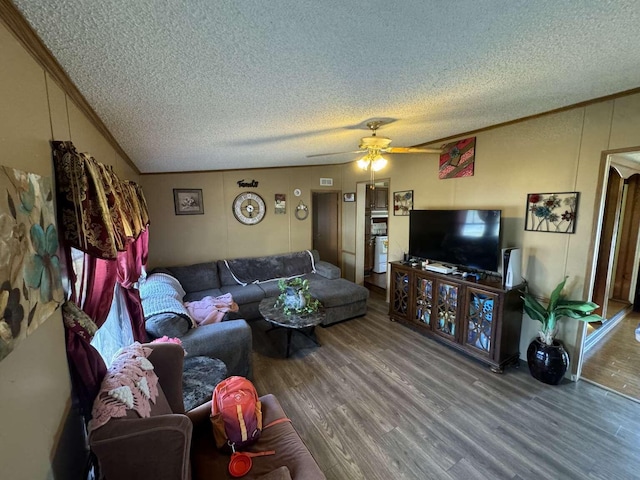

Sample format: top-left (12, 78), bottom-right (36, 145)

top-left (233, 192), bottom-right (266, 225)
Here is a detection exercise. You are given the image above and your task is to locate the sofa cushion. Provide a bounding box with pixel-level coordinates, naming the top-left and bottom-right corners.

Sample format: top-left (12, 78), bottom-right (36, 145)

top-left (305, 277), bottom-right (369, 308)
top-left (146, 312), bottom-right (191, 338)
top-left (219, 284), bottom-right (266, 305)
top-left (256, 467), bottom-right (292, 480)
top-left (314, 261), bottom-right (341, 280)
top-left (257, 281), bottom-right (281, 298)
top-left (184, 288), bottom-right (224, 303)
top-left (168, 261), bottom-right (220, 293)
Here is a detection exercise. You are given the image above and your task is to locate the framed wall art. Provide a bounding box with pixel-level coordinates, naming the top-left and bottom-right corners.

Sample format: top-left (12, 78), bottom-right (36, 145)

top-left (393, 190), bottom-right (413, 216)
top-left (275, 193), bottom-right (286, 214)
top-left (525, 191), bottom-right (579, 233)
top-left (0, 166), bottom-right (63, 362)
top-left (439, 137), bottom-right (476, 179)
top-left (343, 192), bottom-right (355, 202)
top-left (173, 189), bottom-right (204, 215)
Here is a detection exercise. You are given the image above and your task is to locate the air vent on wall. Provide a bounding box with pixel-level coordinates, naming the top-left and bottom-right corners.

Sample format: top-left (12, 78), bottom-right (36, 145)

top-left (320, 178), bottom-right (333, 186)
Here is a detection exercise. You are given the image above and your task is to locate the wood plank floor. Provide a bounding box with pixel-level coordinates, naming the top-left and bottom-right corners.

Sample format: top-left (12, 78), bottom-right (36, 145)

top-left (582, 311), bottom-right (640, 400)
top-left (250, 293), bottom-right (640, 480)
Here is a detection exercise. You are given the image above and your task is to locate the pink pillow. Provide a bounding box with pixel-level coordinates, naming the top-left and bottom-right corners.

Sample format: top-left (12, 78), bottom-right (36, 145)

top-left (150, 336), bottom-right (186, 355)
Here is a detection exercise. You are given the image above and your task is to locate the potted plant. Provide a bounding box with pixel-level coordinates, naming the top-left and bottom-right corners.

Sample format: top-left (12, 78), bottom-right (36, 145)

top-left (522, 276), bottom-right (603, 385)
top-left (275, 278), bottom-right (321, 316)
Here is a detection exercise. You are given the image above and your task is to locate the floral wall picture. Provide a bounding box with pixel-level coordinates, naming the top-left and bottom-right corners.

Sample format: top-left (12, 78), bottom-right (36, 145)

top-left (525, 192), bottom-right (579, 233)
top-left (393, 190), bottom-right (413, 216)
top-left (0, 166), bottom-right (63, 362)
top-left (439, 137), bottom-right (476, 179)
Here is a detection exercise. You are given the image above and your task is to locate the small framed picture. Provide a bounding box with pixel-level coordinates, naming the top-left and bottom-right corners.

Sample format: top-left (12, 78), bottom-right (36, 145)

top-left (343, 192), bottom-right (356, 202)
top-left (393, 190), bottom-right (413, 216)
top-left (173, 188), bottom-right (204, 215)
top-left (275, 193), bottom-right (286, 214)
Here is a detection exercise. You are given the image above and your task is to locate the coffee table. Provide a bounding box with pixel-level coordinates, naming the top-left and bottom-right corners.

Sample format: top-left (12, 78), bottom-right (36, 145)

top-left (258, 297), bottom-right (324, 357)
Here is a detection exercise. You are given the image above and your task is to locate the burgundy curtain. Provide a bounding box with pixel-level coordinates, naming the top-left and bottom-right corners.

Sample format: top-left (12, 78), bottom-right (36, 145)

top-left (83, 256), bottom-right (119, 328)
top-left (62, 302), bottom-right (107, 419)
top-left (117, 229), bottom-right (149, 342)
top-left (52, 140), bottom-right (151, 419)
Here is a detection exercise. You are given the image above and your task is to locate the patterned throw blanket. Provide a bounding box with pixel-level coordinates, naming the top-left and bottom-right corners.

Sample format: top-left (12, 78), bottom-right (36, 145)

top-left (139, 273), bottom-right (195, 327)
top-left (88, 342), bottom-right (160, 432)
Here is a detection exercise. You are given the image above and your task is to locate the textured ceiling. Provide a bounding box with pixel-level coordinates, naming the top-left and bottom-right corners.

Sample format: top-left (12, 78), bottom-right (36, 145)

top-left (12, 0), bottom-right (640, 173)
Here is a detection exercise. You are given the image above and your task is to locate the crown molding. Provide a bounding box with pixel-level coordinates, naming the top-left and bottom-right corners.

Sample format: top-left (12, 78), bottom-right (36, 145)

top-left (0, 0), bottom-right (140, 175)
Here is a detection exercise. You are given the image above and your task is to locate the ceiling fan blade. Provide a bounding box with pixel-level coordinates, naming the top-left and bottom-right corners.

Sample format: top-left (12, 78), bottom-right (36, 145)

top-left (386, 147), bottom-right (442, 154)
top-left (306, 150), bottom-right (366, 158)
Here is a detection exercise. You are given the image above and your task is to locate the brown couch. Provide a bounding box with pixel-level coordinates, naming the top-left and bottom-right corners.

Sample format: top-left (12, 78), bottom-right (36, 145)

top-left (89, 342), bottom-right (325, 480)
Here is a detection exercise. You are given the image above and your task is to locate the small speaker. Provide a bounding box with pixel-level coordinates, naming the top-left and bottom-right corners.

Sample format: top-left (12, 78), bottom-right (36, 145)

top-left (502, 248), bottom-right (522, 288)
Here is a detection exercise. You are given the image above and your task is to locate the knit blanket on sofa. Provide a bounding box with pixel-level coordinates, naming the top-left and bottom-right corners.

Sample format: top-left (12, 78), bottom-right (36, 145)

top-left (139, 273), bottom-right (195, 327)
top-left (223, 249), bottom-right (316, 286)
top-left (89, 342), bottom-right (159, 432)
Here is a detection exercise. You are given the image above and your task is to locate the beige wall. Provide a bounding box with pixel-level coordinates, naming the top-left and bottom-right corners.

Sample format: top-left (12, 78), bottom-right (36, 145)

top-left (0, 20), bottom-right (139, 480)
top-left (140, 166), bottom-right (343, 268)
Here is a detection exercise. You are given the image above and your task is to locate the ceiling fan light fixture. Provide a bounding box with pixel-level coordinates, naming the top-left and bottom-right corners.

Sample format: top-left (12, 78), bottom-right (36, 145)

top-left (357, 156), bottom-right (371, 170)
top-left (371, 155), bottom-right (387, 172)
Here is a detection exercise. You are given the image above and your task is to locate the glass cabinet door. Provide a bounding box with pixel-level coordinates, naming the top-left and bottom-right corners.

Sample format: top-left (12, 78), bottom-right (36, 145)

top-left (391, 269), bottom-right (410, 318)
top-left (464, 288), bottom-right (498, 355)
top-left (435, 281), bottom-right (458, 340)
top-left (415, 275), bottom-right (433, 326)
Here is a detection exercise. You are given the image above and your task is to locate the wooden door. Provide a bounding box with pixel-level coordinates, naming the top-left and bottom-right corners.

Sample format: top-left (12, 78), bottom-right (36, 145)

top-left (312, 191), bottom-right (339, 266)
top-left (593, 169), bottom-right (625, 318)
top-left (612, 174), bottom-right (640, 301)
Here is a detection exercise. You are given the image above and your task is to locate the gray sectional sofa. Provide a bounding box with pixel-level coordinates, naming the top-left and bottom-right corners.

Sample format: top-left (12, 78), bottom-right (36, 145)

top-left (142, 249), bottom-right (368, 330)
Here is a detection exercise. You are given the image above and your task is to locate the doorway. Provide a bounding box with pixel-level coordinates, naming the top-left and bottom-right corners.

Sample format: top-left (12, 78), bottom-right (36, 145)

top-left (588, 165), bottom-right (640, 347)
top-left (312, 191), bottom-right (340, 267)
top-left (362, 180), bottom-right (389, 294)
top-left (580, 150), bottom-right (640, 399)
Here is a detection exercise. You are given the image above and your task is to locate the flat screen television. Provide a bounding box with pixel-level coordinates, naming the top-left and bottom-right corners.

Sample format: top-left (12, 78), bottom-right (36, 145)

top-left (409, 209), bottom-right (502, 272)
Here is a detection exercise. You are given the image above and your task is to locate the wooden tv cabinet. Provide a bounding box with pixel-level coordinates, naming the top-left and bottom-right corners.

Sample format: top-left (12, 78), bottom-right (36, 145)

top-left (388, 262), bottom-right (524, 372)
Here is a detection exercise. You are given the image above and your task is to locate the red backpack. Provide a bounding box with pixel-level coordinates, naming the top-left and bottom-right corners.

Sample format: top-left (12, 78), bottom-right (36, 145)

top-left (210, 376), bottom-right (263, 451)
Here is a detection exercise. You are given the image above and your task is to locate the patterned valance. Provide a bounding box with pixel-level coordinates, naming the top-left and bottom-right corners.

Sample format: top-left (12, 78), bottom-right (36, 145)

top-left (52, 141), bottom-right (149, 260)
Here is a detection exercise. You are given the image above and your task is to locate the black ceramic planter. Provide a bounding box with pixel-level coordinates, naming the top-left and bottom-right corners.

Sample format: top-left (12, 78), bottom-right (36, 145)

top-left (526, 338), bottom-right (570, 385)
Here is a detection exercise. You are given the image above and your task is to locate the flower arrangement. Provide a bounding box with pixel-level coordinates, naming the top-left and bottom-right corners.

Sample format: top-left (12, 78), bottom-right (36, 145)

top-left (275, 278), bottom-right (321, 315)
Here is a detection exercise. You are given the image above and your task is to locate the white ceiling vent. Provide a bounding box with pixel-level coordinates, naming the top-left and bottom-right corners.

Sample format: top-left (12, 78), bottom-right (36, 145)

top-left (320, 178), bottom-right (333, 186)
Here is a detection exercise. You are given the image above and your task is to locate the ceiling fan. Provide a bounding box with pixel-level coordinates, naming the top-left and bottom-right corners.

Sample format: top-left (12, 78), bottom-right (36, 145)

top-left (306, 120), bottom-right (442, 169)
